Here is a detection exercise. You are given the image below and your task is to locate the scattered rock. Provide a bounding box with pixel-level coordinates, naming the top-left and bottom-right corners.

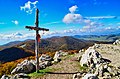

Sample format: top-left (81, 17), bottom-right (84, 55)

top-left (39, 54), bottom-right (53, 62)
top-left (113, 39), bottom-right (120, 45)
top-left (29, 60), bottom-right (36, 66)
top-left (73, 73), bottom-right (81, 79)
top-left (79, 45), bottom-right (120, 79)
top-left (11, 59), bottom-right (36, 74)
top-left (53, 51), bottom-right (62, 62)
top-left (82, 73), bottom-right (98, 79)
top-left (13, 73), bottom-right (30, 79)
top-left (1, 75), bottom-right (10, 79)
top-left (103, 72), bottom-right (111, 79)
top-left (39, 61), bottom-right (51, 69)
top-left (93, 43), bottom-right (100, 49)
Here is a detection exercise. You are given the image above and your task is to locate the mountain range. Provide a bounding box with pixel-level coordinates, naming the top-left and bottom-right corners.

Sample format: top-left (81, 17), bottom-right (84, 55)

top-left (0, 35), bottom-right (118, 63)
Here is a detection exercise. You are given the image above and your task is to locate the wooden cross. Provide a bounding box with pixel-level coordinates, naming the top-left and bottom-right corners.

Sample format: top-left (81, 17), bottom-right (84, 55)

top-left (25, 9), bottom-right (49, 72)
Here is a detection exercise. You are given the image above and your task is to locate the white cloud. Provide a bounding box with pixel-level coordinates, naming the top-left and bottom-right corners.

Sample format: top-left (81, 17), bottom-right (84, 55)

top-left (63, 13), bottom-right (83, 24)
top-left (63, 5), bottom-right (84, 24)
top-left (42, 21), bottom-right (61, 26)
top-left (63, 29), bottom-right (76, 33)
top-left (84, 19), bottom-right (91, 24)
top-left (0, 32), bottom-right (36, 41)
top-left (12, 20), bottom-right (19, 25)
top-left (85, 16), bottom-right (117, 20)
top-left (69, 5), bottom-right (78, 13)
top-left (105, 27), bottom-right (112, 30)
top-left (20, 1), bottom-right (38, 14)
top-left (63, 5), bottom-right (105, 33)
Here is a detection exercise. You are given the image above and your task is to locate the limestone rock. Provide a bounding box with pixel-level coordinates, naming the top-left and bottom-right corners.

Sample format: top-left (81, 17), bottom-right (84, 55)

top-left (39, 61), bottom-right (51, 69)
top-left (1, 75), bottom-right (10, 79)
top-left (113, 39), bottom-right (120, 45)
top-left (80, 47), bottom-right (102, 67)
top-left (11, 60), bottom-right (36, 74)
top-left (29, 60), bottom-right (36, 66)
top-left (53, 51), bottom-right (62, 62)
top-left (13, 73), bottom-right (30, 79)
top-left (82, 73), bottom-right (98, 79)
top-left (73, 73), bottom-right (81, 79)
top-left (39, 54), bottom-right (53, 62)
top-left (103, 72), bottom-right (111, 79)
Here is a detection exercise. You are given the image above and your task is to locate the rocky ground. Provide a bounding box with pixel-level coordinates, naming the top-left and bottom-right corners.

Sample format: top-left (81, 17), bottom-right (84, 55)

top-left (32, 44), bottom-right (120, 79)
top-left (95, 44), bottom-right (120, 67)
top-left (1, 43), bottom-right (120, 79)
top-left (31, 54), bottom-right (82, 79)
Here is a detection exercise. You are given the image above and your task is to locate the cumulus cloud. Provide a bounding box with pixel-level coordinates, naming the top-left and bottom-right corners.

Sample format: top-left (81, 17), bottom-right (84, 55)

top-left (69, 5), bottom-right (78, 13)
top-left (20, 1), bottom-right (38, 14)
top-left (63, 13), bottom-right (83, 24)
top-left (63, 5), bottom-right (105, 33)
top-left (63, 5), bottom-right (83, 24)
top-left (12, 20), bottom-right (19, 25)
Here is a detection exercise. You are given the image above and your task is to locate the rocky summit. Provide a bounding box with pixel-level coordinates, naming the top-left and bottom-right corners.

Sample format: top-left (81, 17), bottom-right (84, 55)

top-left (1, 43), bottom-right (120, 79)
top-left (75, 44), bottom-right (120, 79)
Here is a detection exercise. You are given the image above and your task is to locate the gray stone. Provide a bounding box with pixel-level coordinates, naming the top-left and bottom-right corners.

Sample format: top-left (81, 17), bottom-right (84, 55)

top-left (73, 73), bottom-right (81, 79)
top-left (82, 73), bottom-right (99, 79)
top-left (39, 62), bottom-right (46, 69)
top-left (80, 47), bottom-right (102, 67)
top-left (13, 73), bottom-right (30, 79)
top-left (39, 61), bottom-right (51, 69)
top-left (53, 51), bottom-right (62, 62)
top-left (11, 60), bottom-right (36, 74)
top-left (1, 75), bottom-right (10, 79)
top-left (107, 67), bottom-right (112, 72)
top-left (103, 72), bottom-right (111, 79)
top-left (39, 54), bottom-right (53, 62)
top-left (113, 39), bottom-right (120, 45)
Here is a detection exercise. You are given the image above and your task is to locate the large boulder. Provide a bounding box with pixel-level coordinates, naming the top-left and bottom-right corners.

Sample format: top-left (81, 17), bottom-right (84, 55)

top-left (39, 54), bottom-right (53, 62)
top-left (80, 47), bottom-right (102, 68)
top-left (53, 51), bottom-right (63, 62)
top-left (11, 60), bottom-right (36, 74)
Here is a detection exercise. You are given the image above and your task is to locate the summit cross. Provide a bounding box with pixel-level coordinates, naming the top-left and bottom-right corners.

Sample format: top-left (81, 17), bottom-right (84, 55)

top-left (25, 9), bottom-right (49, 72)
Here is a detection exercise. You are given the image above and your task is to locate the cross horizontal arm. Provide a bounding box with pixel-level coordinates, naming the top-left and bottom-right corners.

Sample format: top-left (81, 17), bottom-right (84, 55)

top-left (25, 26), bottom-right (49, 31)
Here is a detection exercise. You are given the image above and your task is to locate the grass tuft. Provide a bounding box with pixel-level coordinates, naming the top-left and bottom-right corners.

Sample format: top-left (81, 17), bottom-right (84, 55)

top-left (28, 68), bottom-right (54, 77)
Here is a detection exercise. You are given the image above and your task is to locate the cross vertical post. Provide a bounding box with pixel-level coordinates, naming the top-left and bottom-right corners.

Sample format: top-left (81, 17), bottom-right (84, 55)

top-left (25, 9), bottom-right (49, 73)
top-left (35, 9), bottom-right (39, 73)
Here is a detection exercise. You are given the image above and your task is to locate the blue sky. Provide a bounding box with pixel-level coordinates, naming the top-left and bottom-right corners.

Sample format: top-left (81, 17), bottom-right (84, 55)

top-left (0, 0), bottom-right (120, 45)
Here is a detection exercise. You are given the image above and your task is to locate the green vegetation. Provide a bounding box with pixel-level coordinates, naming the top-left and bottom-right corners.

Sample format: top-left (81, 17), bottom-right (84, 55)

top-left (28, 68), bottom-right (55, 77)
top-left (75, 61), bottom-right (88, 72)
top-left (79, 64), bottom-right (88, 72)
top-left (62, 54), bottom-right (75, 60)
